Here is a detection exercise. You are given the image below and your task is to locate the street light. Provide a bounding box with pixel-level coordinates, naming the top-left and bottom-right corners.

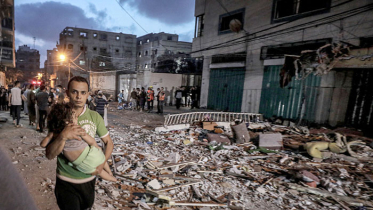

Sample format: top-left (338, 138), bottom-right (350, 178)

top-left (59, 54), bottom-right (71, 82)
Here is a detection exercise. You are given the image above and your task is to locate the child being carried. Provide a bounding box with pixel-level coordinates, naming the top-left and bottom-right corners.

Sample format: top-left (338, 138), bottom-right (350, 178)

top-left (41, 103), bottom-right (117, 182)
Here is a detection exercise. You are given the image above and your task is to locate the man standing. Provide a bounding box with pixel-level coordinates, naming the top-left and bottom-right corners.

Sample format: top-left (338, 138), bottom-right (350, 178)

top-left (9, 81), bottom-right (23, 127)
top-left (23, 85), bottom-right (30, 115)
top-left (146, 86), bottom-right (154, 112)
top-left (175, 87), bottom-right (183, 110)
top-left (117, 90), bottom-right (124, 107)
top-left (130, 88), bottom-right (137, 111)
top-left (156, 88), bottom-right (161, 113)
top-left (158, 87), bottom-right (165, 114)
top-left (27, 85), bottom-right (36, 126)
top-left (94, 92), bottom-right (108, 118)
top-left (36, 85), bottom-right (49, 133)
top-left (46, 76), bottom-right (114, 210)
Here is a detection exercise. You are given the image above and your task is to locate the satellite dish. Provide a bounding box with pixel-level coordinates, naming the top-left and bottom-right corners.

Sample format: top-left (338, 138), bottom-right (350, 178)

top-left (229, 19), bottom-right (242, 33)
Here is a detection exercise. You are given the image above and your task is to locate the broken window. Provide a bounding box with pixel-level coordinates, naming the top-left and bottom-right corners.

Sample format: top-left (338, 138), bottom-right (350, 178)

top-left (80, 32), bottom-right (87, 38)
top-left (167, 36), bottom-right (172, 40)
top-left (218, 8), bottom-right (244, 34)
top-left (195, 14), bottom-right (204, 37)
top-left (116, 36), bottom-right (120, 41)
top-left (145, 51), bottom-right (148, 56)
top-left (139, 40), bottom-right (142, 45)
top-left (155, 49), bottom-right (158, 55)
top-left (138, 52), bottom-right (142, 57)
top-left (79, 59), bottom-right (85, 65)
top-left (146, 39), bottom-right (150, 43)
top-left (1, 18), bottom-right (12, 30)
top-left (272, 0), bottom-right (331, 23)
top-left (68, 44), bottom-right (73, 50)
top-left (115, 49), bottom-right (119, 53)
top-left (93, 47), bottom-right (97, 51)
top-left (145, 64), bottom-right (148, 69)
top-left (93, 33), bottom-right (98, 38)
top-left (100, 33), bottom-right (107, 40)
top-left (99, 62), bottom-right (105, 67)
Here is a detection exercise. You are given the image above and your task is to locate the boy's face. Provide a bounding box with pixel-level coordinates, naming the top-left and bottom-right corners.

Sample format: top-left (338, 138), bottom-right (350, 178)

top-left (67, 81), bottom-right (89, 108)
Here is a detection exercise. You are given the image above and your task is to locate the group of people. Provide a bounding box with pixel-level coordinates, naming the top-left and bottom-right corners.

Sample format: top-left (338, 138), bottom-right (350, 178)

top-left (118, 86), bottom-right (166, 114)
top-left (7, 81), bottom-right (66, 132)
top-left (174, 86), bottom-right (199, 110)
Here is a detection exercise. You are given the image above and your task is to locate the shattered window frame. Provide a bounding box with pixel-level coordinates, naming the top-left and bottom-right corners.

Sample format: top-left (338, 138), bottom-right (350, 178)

top-left (271, 0), bottom-right (331, 23)
top-left (116, 36), bottom-right (120, 41)
top-left (93, 33), bottom-right (98, 38)
top-left (79, 32), bottom-right (88, 38)
top-left (195, 14), bottom-right (205, 37)
top-left (218, 8), bottom-right (245, 35)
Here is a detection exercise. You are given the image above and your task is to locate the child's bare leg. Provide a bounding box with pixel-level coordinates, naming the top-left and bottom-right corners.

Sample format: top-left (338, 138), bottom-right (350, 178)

top-left (103, 162), bottom-right (113, 175)
top-left (97, 170), bottom-right (117, 182)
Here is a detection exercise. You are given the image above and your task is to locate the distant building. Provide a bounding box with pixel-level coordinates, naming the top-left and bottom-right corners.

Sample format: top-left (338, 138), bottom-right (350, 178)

top-left (0, 0), bottom-right (15, 86)
top-left (16, 45), bottom-right (40, 81)
top-left (55, 26), bottom-right (137, 88)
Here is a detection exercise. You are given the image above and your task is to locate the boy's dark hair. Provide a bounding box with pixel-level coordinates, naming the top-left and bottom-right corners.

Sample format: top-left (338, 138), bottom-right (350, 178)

top-left (40, 85), bottom-right (46, 91)
top-left (30, 84), bottom-right (34, 89)
top-left (47, 103), bottom-right (72, 134)
top-left (15, 81), bottom-right (20, 86)
top-left (67, 76), bottom-right (89, 90)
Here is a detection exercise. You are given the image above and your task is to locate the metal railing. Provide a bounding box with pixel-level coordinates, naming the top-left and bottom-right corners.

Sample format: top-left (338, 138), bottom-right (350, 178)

top-left (164, 112), bottom-right (262, 125)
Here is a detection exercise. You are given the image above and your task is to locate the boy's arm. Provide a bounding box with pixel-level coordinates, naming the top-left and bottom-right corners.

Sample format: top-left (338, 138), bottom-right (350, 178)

top-left (40, 132), bottom-right (53, 148)
top-left (92, 135), bottom-right (114, 175)
top-left (45, 124), bottom-right (86, 159)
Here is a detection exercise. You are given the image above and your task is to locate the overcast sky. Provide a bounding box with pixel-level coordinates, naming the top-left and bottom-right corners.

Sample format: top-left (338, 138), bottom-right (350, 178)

top-left (14, 0), bottom-right (196, 68)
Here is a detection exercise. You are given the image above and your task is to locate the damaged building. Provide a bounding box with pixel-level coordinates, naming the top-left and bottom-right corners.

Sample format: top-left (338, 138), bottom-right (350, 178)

top-left (191, 0), bottom-right (373, 134)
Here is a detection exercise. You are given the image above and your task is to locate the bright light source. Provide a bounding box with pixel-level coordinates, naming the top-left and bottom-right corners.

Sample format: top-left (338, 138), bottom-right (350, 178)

top-left (59, 54), bottom-right (66, 61)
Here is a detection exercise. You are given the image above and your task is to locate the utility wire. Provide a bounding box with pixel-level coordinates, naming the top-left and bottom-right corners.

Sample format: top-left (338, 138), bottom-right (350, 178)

top-left (114, 0), bottom-right (148, 34)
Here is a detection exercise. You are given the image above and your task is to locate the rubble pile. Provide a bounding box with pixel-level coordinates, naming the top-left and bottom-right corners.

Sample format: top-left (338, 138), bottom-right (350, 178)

top-left (95, 121), bottom-right (373, 209)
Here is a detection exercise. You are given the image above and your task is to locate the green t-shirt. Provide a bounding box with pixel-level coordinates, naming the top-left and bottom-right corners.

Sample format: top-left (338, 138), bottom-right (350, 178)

top-left (56, 106), bottom-right (109, 179)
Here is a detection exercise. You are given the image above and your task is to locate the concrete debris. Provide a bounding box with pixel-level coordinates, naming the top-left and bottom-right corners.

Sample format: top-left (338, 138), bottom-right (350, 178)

top-left (91, 119), bottom-right (373, 210)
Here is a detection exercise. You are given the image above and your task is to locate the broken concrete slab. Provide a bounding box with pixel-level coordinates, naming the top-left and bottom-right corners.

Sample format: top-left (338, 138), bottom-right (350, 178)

top-left (155, 124), bottom-right (190, 133)
top-left (206, 133), bottom-right (231, 145)
top-left (259, 133), bottom-right (283, 150)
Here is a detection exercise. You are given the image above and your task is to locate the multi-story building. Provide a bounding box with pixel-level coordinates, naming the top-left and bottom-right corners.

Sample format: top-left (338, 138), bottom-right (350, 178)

top-left (192, 0), bottom-right (373, 132)
top-left (0, 0), bottom-right (15, 86)
top-left (16, 45), bottom-right (40, 81)
top-left (136, 32), bottom-right (195, 93)
top-left (55, 27), bottom-right (137, 89)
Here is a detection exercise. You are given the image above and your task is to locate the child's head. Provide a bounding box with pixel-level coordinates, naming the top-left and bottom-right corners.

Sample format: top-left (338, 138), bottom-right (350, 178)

top-left (47, 103), bottom-right (74, 134)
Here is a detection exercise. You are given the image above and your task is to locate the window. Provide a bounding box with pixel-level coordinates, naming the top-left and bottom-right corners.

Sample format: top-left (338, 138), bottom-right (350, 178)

top-left (116, 36), bottom-right (120, 40)
top-left (93, 47), bottom-right (97, 51)
top-left (138, 52), bottom-right (142, 57)
top-left (79, 60), bottom-right (86, 65)
top-left (93, 33), bottom-right (98, 38)
top-left (139, 40), bottom-right (142, 45)
top-left (115, 49), bottom-right (119, 53)
top-left (80, 46), bottom-right (87, 51)
top-left (136, 64), bottom-right (140, 69)
top-left (145, 64), bottom-right (148, 69)
top-left (272, 0), bottom-right (331, 23)
top-left (99, 62), bottom-right (106, 67)
top-left (218, 8), bottom-right (244, 35)
top-left (80, 32), bottom-right (87, 38)
top-left (154, 49), bottom-right (158, 55)
top-left (68, 44), bottom-right (73, 50)
top-left (100, 33), bottom-right (107, 40)
top-left (195, 15), bottom-right (204, 37)
top-left (1, 18), bottom-right (12, 30)
top-left (145, 51), bottom-right (148, 56)
top-left (167, 36), bottom-right (172, 40)
top-left (100, 48), bottom-right (107, 53)
top-left (146, 39), bottom-right (150, 43)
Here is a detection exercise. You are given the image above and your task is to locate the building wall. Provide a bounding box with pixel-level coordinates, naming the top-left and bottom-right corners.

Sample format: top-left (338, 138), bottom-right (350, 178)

top-left (89, 71), bottom-right (116, 96)
top-left (148, 73), bottom-right (183, 105)
top-left (0, 0), bottom-right (15, 69)
top-left (0, 72), bottom-right (6, 87)
top-left (15, 45), bottom-right (40, 81)
top-left (192, 0), bottom-right (373, 126)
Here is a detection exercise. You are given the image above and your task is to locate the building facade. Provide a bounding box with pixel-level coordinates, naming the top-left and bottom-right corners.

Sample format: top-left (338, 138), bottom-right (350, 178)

top-left (136, 32), bottom-right (193, 88)
top-left (16, 45), bottom-right (40, 81)
top-left (0, 0), bottom-right (15, 86)
top-left (56, 27), bottom-right (137, 89)
top-left (192, 0), bottom-right (373, 132)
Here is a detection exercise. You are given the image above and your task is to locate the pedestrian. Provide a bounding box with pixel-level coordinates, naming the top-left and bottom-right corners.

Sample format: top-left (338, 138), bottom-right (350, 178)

top-left (93, 92), bottom-right (108, 118)
top-left (23, 85), bottom-right (30, 115)
top-left (130, 88), bottom-right (137, 111)
top-left (158, 87), bottom-right (165, 114)
top-left (156, 88), bottom-right (161, 113)
top-left (45, 76), bottom-right (114, 210)
top-left (136, 88), bottom-right (140, 110)
top-left (117, 90), bottom-right (124, 108)
top-left (9, 81), bottom-right (23, 127)
top-left (0, 87), bottom-right (7, 111)
top-left (27, 85), bottom-right (36, 126)
top-left (191, 87), bottom-right (199, 109)
top-left (36, 85), bottom-right (49, 133)
top-left (175, 87), bottom-right (183, 109)
top-left (146, 86), bottom-right (154, 112)
top-left (139, 87), bottom-right (146, 112)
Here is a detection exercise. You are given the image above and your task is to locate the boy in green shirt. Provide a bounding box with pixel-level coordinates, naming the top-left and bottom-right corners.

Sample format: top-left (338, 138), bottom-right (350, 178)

top-left (46, 76), bottom-right (114, 210)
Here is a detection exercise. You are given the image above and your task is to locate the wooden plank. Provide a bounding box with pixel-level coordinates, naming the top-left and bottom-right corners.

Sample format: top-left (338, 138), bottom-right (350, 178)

top-left (156, 161), bottom-right (198, 170)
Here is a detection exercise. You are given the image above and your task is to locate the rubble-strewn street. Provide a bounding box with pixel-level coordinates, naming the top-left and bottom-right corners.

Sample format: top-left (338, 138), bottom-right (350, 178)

top-left (1, 104), bottom-right (373, 209)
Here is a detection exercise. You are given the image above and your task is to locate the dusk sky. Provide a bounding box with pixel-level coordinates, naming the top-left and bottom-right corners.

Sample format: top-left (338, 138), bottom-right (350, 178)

top-left (14, 0), bottom-right (196, 67)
